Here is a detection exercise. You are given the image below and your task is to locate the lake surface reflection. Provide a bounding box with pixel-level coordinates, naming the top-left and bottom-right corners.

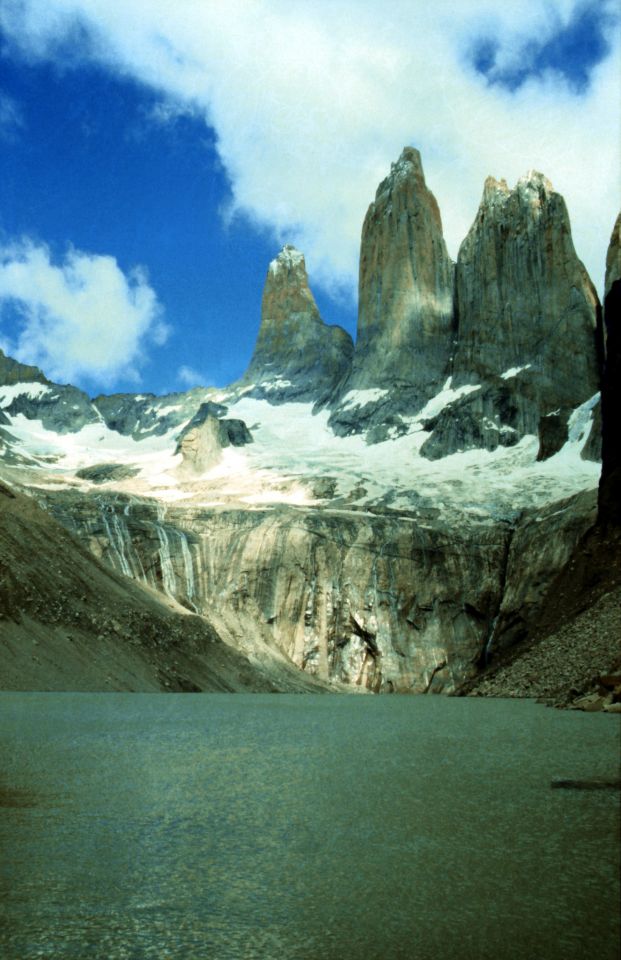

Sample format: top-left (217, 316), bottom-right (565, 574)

top-left (0, 693), bottom-right (619, 960)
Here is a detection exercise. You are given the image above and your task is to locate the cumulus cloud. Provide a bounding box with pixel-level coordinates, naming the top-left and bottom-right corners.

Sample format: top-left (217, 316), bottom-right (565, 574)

top-left (1, 0), bottom-right (619, 294)
top-left (0, 240), bottom-right (167, 385)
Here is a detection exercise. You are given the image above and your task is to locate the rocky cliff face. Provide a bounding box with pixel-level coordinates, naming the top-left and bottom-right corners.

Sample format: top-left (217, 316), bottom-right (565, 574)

top-left (599, 212), bottom-right (621, 527)
top-left (329, 148), bottom-right (454, 438)
top-left (0, 481), bottom-right (325, 693)
top-left (454, 173), bottom-right (599, 395)
top-left (327, 155), bottom-right (601, 455)
top-left (92, 388), bottom-right (212, 439)
top-left (0, 350), bottom-right (49, 387)
top-left (39, 487), bottom-right (596, 694)
top-left (0, 349), bottom-right (100, 440)
top-left (419, 172), bottom-right (602, 459)
top-left (240, 245), bottom-right (353, 404)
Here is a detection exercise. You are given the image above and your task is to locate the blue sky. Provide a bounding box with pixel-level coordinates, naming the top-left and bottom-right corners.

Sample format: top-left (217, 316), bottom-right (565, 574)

top-left (0, 0), bottom-right (619, 397)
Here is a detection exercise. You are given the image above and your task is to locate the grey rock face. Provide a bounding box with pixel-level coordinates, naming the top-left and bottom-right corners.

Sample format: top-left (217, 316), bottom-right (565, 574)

top-left (241, 245), bottom-right (353, 404)
top-left (580, 399), bottom-right (602, 463)
top-left (454, 173), bottom-right (600, 397)
top-left (0, 349), bottom-right (49, 387)
top-left (490, 490), bottom-right (597, 655)
top-left (422, 172), bottom-right (602, 459)
top-left (419, 379), bottom-right (526, 460)
top-left (0, 351), bottom-right (100, 435)
top-left (41, 487), bottom-right (596, 694)
top-left (0, 350), bottom-right (105, 436)
top-left (329, 147), bottom-right (454, 434)
top-left (0, 350), bottom-right (211, 441)
top-left (5, 382), bottom-right (100, 434)
top-left (92, 389), bottom-right (211, 439)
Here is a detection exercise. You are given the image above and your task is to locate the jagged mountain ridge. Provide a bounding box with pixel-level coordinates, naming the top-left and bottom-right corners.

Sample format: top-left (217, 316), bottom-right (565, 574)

top-left (0, 147), bottom-right (617, 693)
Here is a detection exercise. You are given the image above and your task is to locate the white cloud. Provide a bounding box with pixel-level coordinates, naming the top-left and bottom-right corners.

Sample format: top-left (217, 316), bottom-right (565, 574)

top-left (177, 365), bottom-right (204, 388)
top-left (0, 240), bottom-right (167, 385)
top-left (1, 0), bottom-right (619, 296)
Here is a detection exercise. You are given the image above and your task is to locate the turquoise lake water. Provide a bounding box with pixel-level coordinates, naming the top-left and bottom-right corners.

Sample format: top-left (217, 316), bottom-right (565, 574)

top-left (0, 693), bottom-right (619, 960)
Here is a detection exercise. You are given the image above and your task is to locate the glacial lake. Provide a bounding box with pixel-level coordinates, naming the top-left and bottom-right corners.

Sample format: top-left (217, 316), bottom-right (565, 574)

top-left (0, 694), bottom-right (619, 960)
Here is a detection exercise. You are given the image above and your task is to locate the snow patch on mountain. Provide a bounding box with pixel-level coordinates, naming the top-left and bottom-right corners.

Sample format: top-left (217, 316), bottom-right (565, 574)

top-left (413, 377), bottom-right (480, 420)
top-left (0, 382), bottom-right (51, 405)
top-left (340, 388), bottom-right (389, 410)
top-left (0, 378), bottom-right (600, 521)
top-left (501, 365), bottom-right (532, 380)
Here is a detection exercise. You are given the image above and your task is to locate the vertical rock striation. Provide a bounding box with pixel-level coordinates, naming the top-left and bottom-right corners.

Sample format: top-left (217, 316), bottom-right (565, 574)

top-left (420, 171), bottom-right (602, 459)
top-left (41, 488), bottom-right (598, 694)
top-left (240, 245), bottom-right (353, 404)
top-left (330, 147), bottom-right (454, 437)
top-left (454, 172), bottom-right (600, 400)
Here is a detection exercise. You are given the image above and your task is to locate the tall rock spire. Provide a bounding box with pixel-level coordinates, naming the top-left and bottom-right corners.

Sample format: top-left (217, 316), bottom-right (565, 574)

top-left (329, 147), bottom-right (454, 437)
top-left (419, 170), bottom-right (603, 460)
top-left (241, 245), bottom-right (353, 404)
top-left (453, 171), bottom-right (601, 408)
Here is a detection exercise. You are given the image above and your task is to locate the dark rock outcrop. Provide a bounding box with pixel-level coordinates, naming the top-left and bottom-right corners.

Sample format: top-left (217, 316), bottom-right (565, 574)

top-left (419, 379), bottom-right (524, 460)
top-left (0, 349), bottom-right (49, 387)
top-left (5, 382), bottom-right (99, 434)
top-left (329, 148), bottom-right (454, 434)
top-left (76, 464), bottom-right (140, 484)
top-left (0, 350), bottom-right (100, 435)
top-left (241, 245), bottom-right (353, 404)
top-left (536, 408), bottom-right (571, 461)
top-left (598, 212), bottom-right (621, 527)
top-left (92, 389), bottom-right (210, 439)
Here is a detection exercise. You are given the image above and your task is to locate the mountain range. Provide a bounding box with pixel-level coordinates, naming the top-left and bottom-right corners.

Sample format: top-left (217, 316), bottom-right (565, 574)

top-left (1, 149), bottom-right (619, 703)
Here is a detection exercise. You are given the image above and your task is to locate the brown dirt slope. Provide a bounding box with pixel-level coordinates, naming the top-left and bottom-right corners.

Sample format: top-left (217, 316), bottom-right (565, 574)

top-left (0, 480), bottom-right (329, 693)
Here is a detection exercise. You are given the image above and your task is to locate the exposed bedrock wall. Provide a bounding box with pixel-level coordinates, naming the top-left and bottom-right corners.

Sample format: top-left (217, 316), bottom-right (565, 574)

top-left (43, 491), bottom-right (597, 693)
top-left (418, 172), bottom-right (603, 460)
top-left (454, 173), bottom-right (601, 403)
top-left (329, 148), bottom-right (454, 435)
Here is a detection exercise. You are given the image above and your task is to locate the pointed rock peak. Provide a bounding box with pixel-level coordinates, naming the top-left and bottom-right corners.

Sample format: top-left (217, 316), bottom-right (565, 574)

top-left (516, 169), bottom-right (554, 203)
top-left (375, 145), bottom-right (425, 200)
top-left (262, 244), bottom-right (319, 322)
top-left (240, 246), bottom-right (353, 404)
top-left (483, 176), bottom-right (510, 200)
top-left (480, 171), bottom-right (553, 211)
top-left (268, 244), bottom-right (306, 277)
top-left (392, 145), bottom-right (423, 176)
